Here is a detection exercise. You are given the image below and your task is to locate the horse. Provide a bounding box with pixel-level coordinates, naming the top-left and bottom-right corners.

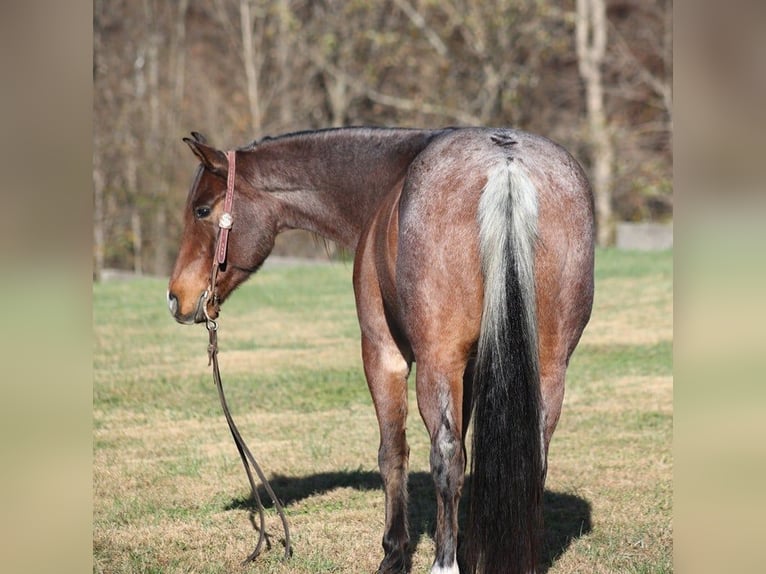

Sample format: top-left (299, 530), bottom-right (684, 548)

top-left (167, 126), bottom-right (594, 574)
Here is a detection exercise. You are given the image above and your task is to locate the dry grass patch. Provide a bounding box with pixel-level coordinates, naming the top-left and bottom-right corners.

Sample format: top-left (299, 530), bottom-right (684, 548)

top-left (94, 251), bottom-right (672, 573)
top-left (584, 275), bottom-right (672, 347)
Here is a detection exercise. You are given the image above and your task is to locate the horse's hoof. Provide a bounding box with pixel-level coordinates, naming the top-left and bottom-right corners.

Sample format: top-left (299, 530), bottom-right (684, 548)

top-left (376, 551), bottom-right (407, 574)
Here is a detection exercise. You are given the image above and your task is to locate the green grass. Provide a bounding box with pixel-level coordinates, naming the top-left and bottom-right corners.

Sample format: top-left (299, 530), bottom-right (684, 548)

top-left (94, 249), bottom-right (672, 573)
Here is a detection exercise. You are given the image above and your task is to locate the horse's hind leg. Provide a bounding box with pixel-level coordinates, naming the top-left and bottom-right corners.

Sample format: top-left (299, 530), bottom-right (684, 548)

top-left (536, 239), bottom-right (594, 479)
top-left (354, 253), bottom-right (413, 572)
top-left (362, 333), bottom-right (412, 573)
top-left (414, 353), bottom-right (469, 574)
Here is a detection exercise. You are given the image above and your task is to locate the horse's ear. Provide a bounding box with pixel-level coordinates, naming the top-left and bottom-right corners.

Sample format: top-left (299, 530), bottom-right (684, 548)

top-left (183, 136), bottom-right (228, 177)
top-left (190, 131), bottom-right (207, 144)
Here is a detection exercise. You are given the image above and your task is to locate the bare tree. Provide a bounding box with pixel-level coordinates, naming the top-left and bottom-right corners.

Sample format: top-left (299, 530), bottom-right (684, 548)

top-left (275, 0), bottom-right (294, 129)
top-left (93, 0), bottom-right (671, 272)
top-left (576, 0), bottom-right (614, 246)
top-left (240, 0), bottom-right (263, 134)
top-left (153, 0), bottom-right (190, 275)
top-left (93, 130), bottom-right (106, 281)
top-left (93, 6), bottom-right (106, 281)
top-left (126, 146), bottom-right (143, 275)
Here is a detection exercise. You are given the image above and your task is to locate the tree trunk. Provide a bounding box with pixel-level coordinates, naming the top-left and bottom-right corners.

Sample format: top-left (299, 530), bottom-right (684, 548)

top-left (240, 0), bottom-right (262, 134)
top-left (326, 72), bottom-right (348, 127)
top-left (126, 151), bottom-right (143, 275)
top-left (576, 0), bottom-right (614, 246)
top-left (153, 0), bottom-right (189, 276)
top-left (93, 9), bottom-right (106, 281)
top-left (93, 139), bottom-right (105, 281)
top-left (276, 0), bottom-right (293, 128)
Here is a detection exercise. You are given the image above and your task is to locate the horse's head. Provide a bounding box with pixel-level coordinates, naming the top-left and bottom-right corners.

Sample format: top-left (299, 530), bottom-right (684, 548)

top-left (167, 133), bottom-right (279, 324)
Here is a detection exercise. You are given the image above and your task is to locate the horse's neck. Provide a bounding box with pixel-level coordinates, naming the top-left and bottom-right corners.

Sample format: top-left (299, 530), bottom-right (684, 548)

top-left (246, 129), bottom-right (440, 249)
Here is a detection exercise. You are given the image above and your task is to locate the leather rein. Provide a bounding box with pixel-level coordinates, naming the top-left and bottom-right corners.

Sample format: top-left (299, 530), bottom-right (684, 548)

top-left (203, 150), bottom-right (292, 563)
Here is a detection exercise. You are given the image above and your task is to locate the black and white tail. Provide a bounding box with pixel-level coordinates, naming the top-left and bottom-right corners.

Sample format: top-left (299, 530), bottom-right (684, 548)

top-left (466, 159), bottom-right (543, 574)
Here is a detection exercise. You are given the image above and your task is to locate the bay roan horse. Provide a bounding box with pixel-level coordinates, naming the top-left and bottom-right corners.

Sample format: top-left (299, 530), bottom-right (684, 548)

top-left (167, 127), bottom-right (594, 574)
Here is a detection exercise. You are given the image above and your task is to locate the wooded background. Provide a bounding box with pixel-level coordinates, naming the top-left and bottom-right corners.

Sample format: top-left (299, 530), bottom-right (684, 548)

top-left (93, 0), bottom-right (672, 279)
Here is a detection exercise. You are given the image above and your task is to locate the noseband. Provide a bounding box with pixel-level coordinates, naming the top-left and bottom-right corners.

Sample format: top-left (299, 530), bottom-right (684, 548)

top-left (204, 150), bottom-right (292, 563)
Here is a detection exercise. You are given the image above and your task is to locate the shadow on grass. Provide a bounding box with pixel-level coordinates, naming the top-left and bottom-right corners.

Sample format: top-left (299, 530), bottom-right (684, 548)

top-left (225, 470), bottom-right (591, 572)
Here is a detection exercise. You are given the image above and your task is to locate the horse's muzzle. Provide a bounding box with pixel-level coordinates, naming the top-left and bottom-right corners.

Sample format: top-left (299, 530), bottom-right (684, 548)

top-left (167, 290), bottom-right (212, 325)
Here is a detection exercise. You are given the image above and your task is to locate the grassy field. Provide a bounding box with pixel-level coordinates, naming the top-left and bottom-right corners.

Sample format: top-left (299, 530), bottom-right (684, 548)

top-left (93, 248), bottom-right (672, 573)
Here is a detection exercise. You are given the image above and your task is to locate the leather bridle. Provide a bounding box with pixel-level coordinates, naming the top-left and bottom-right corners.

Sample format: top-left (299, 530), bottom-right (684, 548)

top-left (204, 150), bottom-right (292, 563)
top-left (200, 149), bottom-right (235, 325)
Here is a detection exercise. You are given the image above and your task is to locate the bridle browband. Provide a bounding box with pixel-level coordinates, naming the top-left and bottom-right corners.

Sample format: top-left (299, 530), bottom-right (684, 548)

top-left (204, 150), bottom-right (292, 563)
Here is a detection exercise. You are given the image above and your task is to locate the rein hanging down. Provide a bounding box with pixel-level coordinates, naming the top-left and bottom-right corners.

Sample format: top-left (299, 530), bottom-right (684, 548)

top-left (204, 150), bottom-right (292, 564)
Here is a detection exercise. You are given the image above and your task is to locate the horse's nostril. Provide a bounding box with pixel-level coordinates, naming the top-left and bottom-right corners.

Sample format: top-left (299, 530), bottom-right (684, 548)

top-left (167, 291), bottom-right (179, 316)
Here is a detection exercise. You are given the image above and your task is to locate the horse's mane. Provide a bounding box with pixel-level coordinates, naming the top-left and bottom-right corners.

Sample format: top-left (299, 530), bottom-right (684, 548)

top-left (239, 125), bottom-right (426, 151)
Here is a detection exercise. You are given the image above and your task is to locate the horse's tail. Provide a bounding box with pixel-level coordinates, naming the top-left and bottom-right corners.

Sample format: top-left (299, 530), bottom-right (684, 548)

top-left (466, 159), bottom-right (543, 574)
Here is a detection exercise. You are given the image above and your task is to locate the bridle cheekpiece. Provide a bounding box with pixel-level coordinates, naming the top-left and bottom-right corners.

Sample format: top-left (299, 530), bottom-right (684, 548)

top-left (203, 149), bottom-right (237, 328)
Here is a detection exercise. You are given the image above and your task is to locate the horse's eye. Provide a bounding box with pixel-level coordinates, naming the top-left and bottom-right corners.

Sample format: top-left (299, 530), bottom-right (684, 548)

top-left (194, 206), bottom-right (211, 219)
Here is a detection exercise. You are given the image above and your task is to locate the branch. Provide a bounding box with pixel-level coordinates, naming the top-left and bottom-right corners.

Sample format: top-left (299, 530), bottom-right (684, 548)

top-left (608, 21), bottom-right (672, 120)
top-left (311, 52), bottom-right (482, 125)
top-left (362, 87), bottom-right (482, 125)
top-left (391, 0), bottom-right (448, 57)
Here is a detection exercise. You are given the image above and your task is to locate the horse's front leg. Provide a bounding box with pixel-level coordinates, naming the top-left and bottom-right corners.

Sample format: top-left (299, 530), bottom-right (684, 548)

top-left (362, 334), bottom-right (412, 574)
